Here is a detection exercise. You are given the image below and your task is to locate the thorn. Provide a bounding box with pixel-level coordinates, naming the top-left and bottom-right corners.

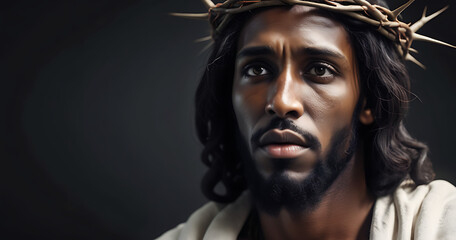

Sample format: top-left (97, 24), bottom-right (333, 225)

top-left (392, 0), bottom-right (415, 19)
top-left (219, 0), bottom-right (241, 8)
top-left (195, 36), bottom-right (212, 43)
top-left (169, 12), bottom-right (209, 20)
top-left (406, 54), bottom-right (426, 69)
top-left (422, 6), bottom-right (427, 18)
top-left (413, 33), bottom-right (456, 49)
top-left (201, 0), bottom-right (215, 9)
top-left (408, 48), bottom-right (418, 54)
top-left (410, 6), bottom-right (449, 32)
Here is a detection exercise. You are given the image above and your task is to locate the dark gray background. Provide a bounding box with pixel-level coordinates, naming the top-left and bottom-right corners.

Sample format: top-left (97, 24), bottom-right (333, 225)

top-left (1, 0), bottom-right (455, 239)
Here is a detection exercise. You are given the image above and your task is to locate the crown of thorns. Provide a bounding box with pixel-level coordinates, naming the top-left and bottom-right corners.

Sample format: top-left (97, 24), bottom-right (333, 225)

top-left (173, 0), bottom-right (455, 68)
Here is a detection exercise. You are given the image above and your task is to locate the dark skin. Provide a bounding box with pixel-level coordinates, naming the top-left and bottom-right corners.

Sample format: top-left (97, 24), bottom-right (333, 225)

top-left (232, 6), bottom-right (375, 240)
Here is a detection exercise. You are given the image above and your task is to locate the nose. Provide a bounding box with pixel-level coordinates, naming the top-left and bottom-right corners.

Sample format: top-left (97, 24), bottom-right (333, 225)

top-left (265, 68), bottom-right (304, 119)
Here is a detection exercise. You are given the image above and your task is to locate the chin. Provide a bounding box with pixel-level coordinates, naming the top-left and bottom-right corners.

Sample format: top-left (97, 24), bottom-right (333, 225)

top-left (245, 160), bottom-right (329, 215)
top-left (244, 126), bottom-right (357, 215)
top-left (253, 148), bottom-right (319, 179)
top-left (278, 170), bottom-right (313, 181)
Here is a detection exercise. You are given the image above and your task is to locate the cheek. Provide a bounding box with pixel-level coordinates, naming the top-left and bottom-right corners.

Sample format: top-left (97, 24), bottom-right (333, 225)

top-left (310, 81), bottom-right (358, 145)
top-left (232, 81), bottom-right (269, 138)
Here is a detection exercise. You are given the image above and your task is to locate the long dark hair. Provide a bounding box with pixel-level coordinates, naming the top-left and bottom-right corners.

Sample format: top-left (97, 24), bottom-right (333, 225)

top-left (195, 1), bottom-right (435, 203)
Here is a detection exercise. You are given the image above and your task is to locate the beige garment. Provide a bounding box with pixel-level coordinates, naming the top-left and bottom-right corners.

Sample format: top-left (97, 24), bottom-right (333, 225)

top-left (157, 180), bottom-right (456, 240)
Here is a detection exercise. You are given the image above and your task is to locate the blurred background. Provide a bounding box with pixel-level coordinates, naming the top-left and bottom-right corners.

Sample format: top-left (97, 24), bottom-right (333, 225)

top-left (1, 0), bottom-right (455, 239)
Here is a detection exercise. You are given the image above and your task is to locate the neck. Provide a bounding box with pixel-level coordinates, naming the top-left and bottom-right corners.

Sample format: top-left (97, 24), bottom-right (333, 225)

top-left (257, 148), bottom-right (374, 240)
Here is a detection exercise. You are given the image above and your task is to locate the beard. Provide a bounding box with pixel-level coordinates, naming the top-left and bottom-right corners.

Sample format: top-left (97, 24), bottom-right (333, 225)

top-left (237, 118), bottom-right (359, 215)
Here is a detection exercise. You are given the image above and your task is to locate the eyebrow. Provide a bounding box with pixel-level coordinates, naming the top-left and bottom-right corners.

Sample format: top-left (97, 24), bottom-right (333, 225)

top-left (236, 46), bottom-right (346, 60)
top-left (236, 46), bottom-right (276, 59)
top-left (299, 47), bottom-right (346, 60)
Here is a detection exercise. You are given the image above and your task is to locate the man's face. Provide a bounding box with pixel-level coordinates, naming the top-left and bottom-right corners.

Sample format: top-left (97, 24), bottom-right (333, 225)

top-left (232, 6), bottom-right (362, 213)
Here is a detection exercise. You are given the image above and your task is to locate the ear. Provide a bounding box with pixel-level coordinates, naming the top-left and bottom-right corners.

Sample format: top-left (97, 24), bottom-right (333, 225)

top-left (359, 100), bottom-right (374, 125)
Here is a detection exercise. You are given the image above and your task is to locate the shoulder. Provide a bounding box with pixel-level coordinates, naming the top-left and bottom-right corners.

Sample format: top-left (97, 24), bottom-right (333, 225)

top-left (409, 180), bottom-right (456, 239)
top-left (372, 180), bottom-right (456, 240)
top-left (156, 202), bottom-right (223, 240)
top-left (395, 179), bottom-right (456, 219)
top-left (156, 192), bottom-right (252, 240)
top-left (402, 179), bottom-right (456, 197)
top-left (394, 179), bottom-right (456, 207)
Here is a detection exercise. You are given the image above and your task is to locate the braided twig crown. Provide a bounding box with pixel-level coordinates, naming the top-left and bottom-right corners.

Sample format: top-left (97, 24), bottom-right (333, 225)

top-left (173, 0), bottom-right (455, 68)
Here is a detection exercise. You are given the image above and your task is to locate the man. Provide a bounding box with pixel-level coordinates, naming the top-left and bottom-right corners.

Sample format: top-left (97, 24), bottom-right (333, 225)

top-left (159, 0), bottom-right (456, 239)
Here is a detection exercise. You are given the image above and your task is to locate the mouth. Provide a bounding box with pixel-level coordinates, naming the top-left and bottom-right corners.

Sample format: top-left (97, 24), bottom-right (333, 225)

top-left (258, 129), bottom-right (311, 158)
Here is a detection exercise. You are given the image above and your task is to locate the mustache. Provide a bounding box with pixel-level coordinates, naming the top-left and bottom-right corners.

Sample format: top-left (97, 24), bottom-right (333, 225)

top-left (251, 118), bottom-right (321, 151)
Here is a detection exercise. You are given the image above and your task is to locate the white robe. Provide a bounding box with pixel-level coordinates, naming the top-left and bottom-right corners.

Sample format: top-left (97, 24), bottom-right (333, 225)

top-left (157, 180), bottom-right (456, 240)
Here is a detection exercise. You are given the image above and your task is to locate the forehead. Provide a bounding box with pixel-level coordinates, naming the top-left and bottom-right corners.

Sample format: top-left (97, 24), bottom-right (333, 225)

top-left (237, 6), bottom-right (353, 59)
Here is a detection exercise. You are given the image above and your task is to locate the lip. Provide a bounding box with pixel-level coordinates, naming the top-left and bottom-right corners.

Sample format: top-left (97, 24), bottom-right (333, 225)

top-left (259, 129), bottom-right (310, 148)
top-left (258, 129), bottom-right (310, 158)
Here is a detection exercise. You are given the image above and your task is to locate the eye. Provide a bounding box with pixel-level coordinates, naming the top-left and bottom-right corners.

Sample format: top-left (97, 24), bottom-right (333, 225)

top-left (244, 65), bottom-right (270, 77)
top-left (307, 64), bottom-right (334, 77)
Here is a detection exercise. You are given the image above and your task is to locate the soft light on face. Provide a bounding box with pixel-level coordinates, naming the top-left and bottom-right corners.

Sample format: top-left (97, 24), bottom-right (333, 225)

top-left (232, 6), bottom-right (363, 212)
